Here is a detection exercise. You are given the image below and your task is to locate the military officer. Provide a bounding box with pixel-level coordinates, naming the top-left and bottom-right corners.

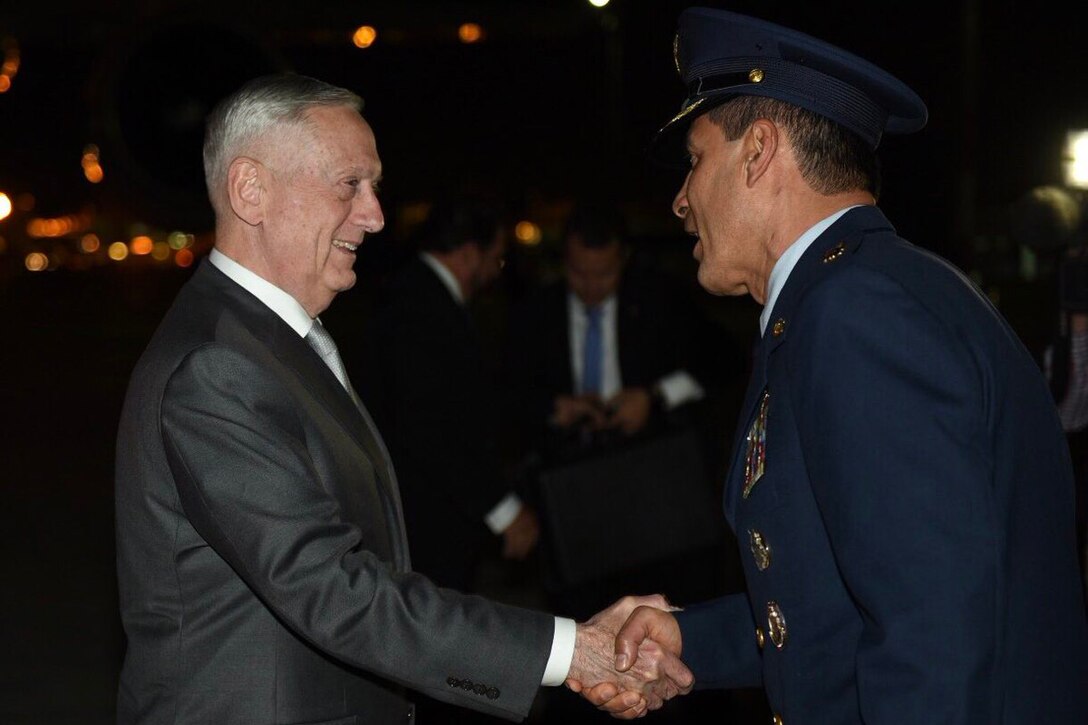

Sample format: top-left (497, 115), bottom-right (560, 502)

top-left (571, 7), bottom-right (1088, 723)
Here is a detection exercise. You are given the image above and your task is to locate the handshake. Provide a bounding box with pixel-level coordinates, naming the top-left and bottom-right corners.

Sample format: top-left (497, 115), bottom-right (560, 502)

top-left (567, 595), bottom-right (692, 719)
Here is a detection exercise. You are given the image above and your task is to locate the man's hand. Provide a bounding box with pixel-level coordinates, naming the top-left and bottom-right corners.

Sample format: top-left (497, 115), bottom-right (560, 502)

top-left (578, 605), bottom-right (687, 716)
top-left (501, 505), bottom-right (540, 560)
top-left (604, 388), bottom-right (653, 435)
top-left (565, 596), bottom-right (692, 719)
top-left (551, 394), bottom-right (607, 430)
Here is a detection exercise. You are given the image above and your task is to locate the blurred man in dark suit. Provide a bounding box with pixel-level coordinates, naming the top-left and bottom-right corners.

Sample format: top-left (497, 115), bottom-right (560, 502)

top-left (507, 203), bottom-right (713, 461)
top-left (360, 200), bottom-right (540, 594)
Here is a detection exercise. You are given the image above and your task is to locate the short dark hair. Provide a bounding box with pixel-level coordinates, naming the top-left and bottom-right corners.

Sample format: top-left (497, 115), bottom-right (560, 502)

top-left (562, 203), bottom-right (628, 250)
top-left (707, 96), bottom-right (881, 198)
top-left (415, 199), bottom-right (503, 253)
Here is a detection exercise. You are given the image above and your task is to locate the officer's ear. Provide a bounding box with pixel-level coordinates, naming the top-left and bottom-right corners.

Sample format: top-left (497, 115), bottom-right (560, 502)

top-left (227, 157), bottom-right (265, 226)
top-left (743, 119), bottom-right (778, 186)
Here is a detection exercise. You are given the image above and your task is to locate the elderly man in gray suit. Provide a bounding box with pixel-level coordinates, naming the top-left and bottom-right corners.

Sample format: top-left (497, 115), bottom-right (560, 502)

top-left (113, 73), bottom-right (691, 724)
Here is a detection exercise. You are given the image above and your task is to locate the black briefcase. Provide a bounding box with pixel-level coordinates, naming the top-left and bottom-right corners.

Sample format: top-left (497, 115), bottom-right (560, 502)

top-left (536, 428), bottom-right (725, 589)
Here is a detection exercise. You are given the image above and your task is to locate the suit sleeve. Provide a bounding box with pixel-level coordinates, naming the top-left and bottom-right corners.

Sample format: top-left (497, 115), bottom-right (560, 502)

top-left (788, 265), bottom-right (997, 723)
top-left (160, 343), bottom-right (552, 720)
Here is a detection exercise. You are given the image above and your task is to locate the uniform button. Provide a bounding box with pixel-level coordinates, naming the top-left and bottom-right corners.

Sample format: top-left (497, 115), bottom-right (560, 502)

top-left (772, 714), bottom-right (784, 725)
top-left (767, 601), bottom-right (788, 649)
top-left (772, 318), bottom-right (786, 337)
top-left (446, 677), bottom-right (459, 687)
top-left (749, 529), bottom-right (772, 571)
top-left (486, 687), bottom-right (500, 700)
top-left (755, 626), bottom-right (765, 649)
top-left (473, 683), bottom-right (488, 695)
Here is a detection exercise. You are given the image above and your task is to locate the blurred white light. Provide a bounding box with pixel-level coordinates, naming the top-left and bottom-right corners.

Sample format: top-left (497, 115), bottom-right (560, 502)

top-left (588, 0), bottom-right (611, 6)
top-left (1063, 130), bottom-right (1088, 190)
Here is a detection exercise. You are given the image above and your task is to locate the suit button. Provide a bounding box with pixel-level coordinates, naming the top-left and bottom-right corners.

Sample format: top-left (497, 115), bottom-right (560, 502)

top-left (749, 529), bottom-right (772, 571)
top-left (755, 626), bottom-right (765, 650)
top-left (446, 677), bottom-right (459, 688)
top-left (772, 318), bottom-right (786, 337)
top-left (486, 687), bottom-right (500, 700)
top-left (767, 601), bottom-right (788, 649)
top-left (473, 683), bottom-right (488, 695)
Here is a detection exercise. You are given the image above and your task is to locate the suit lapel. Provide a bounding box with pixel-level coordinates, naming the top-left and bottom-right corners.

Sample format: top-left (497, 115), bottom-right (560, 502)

top-left (198, 261), bottom-right (411, 570)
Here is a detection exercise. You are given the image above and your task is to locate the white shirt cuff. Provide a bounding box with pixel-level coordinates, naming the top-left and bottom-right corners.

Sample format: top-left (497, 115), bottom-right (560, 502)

top-left (484, 493), bottom-right (522, 534)
top-left (541, 617), bottom-right (577, 686)
top-left (657, 370), bottom-right (705, 409)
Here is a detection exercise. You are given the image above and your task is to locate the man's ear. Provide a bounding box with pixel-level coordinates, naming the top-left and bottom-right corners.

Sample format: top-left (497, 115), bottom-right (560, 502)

top-left (743, 119), bottom-right (779, 186)
top-left (226, 157), bottom-right (264, 226)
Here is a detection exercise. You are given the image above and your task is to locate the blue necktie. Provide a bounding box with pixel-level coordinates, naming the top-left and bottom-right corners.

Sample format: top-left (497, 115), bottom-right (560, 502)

top-left (582, 304), bottom-right (603, 395)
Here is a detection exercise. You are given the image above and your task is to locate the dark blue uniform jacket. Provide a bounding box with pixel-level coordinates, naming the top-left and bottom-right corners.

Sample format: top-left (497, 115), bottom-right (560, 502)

top-left (677, 205), bottom-right (1088, 723)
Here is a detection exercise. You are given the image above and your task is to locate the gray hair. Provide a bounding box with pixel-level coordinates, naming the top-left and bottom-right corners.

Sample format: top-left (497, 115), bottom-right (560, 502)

top-left (202, 73), bottom-right (363, 210)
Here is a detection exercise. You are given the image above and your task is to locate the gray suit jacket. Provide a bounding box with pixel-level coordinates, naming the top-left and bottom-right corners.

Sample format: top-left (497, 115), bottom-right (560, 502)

top-left (115, 259), bottom-right (553, 724)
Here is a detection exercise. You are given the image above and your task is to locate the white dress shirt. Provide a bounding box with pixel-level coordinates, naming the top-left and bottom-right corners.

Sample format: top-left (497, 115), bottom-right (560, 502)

top-left (209, 248), bottom-right (576, 685)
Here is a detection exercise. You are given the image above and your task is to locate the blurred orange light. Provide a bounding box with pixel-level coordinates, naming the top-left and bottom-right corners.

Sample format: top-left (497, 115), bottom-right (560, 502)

top-left (175, 248), bottom-right (195, 268)
top-left (25, 252), bottom-right (48, 272)
top-left (80, 233), bottom-right (101, 253)
top-left (0, 192), bottom-right (11, 221)
top-left (108, 241), bottom-right (129, 261)
top-left (458, 23), bottom-right (484, 43)
top-left (0, 75), bottom-right (9, 93)
top-left (130, 235), bottom-right (154, 255)
top-left (514, 220), bottom-right (542, 246)
top-left (84, 164), bottom-right (104, 183)
top-left (352, 26), bottom-right (377, 48)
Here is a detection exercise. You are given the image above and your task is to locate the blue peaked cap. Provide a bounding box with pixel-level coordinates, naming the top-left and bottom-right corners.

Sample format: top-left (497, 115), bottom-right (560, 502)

top-left (652, 7), bottom-right (928, 164)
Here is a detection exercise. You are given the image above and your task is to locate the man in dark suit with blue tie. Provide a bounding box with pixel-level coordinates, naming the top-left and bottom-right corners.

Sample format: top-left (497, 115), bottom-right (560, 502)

top-left (113, 72), bottom-right (695, 724)
top-left (507, 203), bottom-right (713, 462)
top-left (576, 7), bottom-right (1088, 723)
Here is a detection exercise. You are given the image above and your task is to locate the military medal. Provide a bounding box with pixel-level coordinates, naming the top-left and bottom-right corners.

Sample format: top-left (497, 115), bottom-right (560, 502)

top-left (743, 390), bottom-right (770, 498)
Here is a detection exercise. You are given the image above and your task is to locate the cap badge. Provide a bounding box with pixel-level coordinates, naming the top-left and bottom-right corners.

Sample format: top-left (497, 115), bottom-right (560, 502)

top-left (748, 68), bottom-right (764, 83)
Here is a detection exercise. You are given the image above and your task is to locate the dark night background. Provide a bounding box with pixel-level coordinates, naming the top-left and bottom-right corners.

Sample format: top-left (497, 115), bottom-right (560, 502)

top-left (2, 1), bottom-right (1087, 722)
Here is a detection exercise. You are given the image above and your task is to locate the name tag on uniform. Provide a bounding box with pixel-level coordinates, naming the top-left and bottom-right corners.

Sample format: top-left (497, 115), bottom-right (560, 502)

top-left (743, 390), bottom-right (770, 499)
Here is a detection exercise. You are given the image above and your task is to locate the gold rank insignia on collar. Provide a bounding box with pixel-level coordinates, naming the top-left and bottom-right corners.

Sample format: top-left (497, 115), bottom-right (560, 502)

top-left (743, 390), bottom-right (770, 498)
top-left (823, 241), bottom-right (847, 263)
